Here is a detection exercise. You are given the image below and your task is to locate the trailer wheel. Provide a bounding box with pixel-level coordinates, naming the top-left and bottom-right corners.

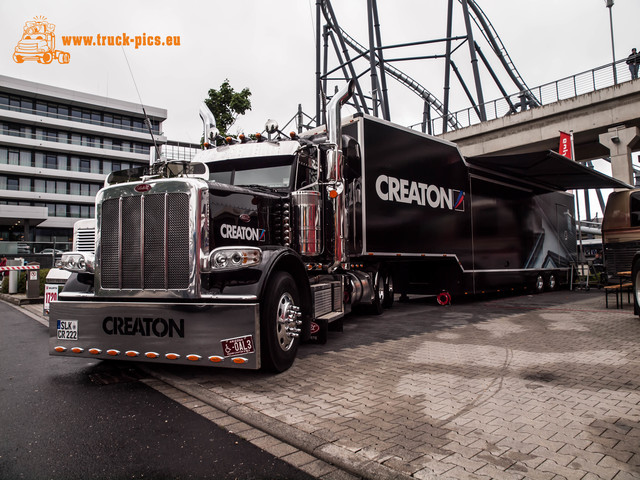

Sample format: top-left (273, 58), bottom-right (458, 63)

top-left (534, 275), bottom-right (544, 294)
top-left (547, 274), bottom-right (557, 291)
top-left (367, 270), bottom-right (384, 315)
top-left (260, 271), bottom-right (301, 372)
top-left (632, 257), bottom-right (640, 316)
top-left (382, 270), bottom-right (394, 309)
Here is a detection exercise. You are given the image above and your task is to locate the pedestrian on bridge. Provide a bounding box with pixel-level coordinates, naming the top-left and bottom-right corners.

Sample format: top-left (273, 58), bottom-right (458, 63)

top-left (626, 48), bottom-right (639, 79)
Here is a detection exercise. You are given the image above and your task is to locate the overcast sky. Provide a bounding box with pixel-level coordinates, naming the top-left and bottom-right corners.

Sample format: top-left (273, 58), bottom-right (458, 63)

top-left (2, 0), bottom-right (639, 146)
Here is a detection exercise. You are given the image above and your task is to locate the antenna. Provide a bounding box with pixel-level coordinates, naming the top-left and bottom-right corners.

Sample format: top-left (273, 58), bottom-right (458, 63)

top-left (121, 47), bottom-right (162, 163)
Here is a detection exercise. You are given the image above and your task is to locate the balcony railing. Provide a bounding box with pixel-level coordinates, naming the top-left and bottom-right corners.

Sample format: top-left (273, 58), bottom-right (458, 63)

top-left (413, 59), bottom-right (636, 136)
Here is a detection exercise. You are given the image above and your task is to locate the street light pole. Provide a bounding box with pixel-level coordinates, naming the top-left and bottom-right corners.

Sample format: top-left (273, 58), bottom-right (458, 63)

top-left (605, 0), bottom-right (617, 84)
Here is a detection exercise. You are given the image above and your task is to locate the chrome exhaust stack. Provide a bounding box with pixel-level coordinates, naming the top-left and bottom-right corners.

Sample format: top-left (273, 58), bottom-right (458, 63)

top-left (325, 80), bottom-right (355, 273)
top-left (199, 103), bottom-right (218, 148)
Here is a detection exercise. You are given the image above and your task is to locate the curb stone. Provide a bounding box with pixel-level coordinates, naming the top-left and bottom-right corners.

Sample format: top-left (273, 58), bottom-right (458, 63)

top-left (141, 367), bottom-right (444, 480)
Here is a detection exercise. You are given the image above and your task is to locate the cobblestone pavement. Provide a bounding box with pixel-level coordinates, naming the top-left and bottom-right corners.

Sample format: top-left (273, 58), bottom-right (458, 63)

top-left (145, 290), bottom-right (640, 480)
top-left (20, 290), bottom-right (640, 479)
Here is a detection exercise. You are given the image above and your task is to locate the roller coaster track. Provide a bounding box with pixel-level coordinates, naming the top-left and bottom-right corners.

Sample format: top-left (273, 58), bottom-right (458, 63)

top-left (333, 25), bottom-right (462, 130)
top-left (463, 0), bottom-right (540, 106)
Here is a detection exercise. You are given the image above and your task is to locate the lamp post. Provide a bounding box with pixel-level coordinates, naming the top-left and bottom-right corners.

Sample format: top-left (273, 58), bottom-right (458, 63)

top-left (605, 0), bottom-right (617, 84)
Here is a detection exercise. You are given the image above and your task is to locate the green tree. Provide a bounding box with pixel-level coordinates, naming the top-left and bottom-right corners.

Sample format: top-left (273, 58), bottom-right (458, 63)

top-left (204, 79), bottom-right (252, 137)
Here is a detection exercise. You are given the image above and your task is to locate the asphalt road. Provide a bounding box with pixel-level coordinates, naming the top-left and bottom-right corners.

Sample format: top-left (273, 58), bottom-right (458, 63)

top-left (0, 301), bottom-right (315, 480)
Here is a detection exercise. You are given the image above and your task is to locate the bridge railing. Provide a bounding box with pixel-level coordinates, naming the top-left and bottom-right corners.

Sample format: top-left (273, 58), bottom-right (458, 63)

top-left (418, 59), bottom-right (634, 136)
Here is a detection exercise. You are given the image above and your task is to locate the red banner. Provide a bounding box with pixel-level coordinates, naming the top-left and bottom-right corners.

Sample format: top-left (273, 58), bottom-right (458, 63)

top-left (559, 131), bottom-right (572, 159)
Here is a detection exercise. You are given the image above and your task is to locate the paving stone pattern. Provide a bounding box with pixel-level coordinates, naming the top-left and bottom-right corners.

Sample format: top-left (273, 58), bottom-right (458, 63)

top-left (162, 291), bottom-right (640, 479)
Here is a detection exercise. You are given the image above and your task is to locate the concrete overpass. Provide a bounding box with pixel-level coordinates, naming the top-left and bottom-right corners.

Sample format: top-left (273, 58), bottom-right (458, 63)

top-left (439, 79), bottom-right (640, 186)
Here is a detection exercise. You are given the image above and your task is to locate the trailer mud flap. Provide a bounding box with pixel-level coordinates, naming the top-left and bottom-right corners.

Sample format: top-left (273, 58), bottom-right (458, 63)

top-left (49, 301), bottom-right (260, 369)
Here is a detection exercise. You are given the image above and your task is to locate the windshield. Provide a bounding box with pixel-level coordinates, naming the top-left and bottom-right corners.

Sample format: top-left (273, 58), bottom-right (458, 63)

top-left (207, 155), bottom-right (294, 189)
top-left (105, 162), bottom-right (208, 185)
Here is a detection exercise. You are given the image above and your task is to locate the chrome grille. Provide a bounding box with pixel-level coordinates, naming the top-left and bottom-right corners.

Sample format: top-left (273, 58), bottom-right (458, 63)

top-left (100, 192), bottom-right (190, 290)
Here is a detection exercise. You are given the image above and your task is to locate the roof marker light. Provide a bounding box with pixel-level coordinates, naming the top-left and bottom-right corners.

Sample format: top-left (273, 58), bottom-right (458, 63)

top-left (145, 352), bottom-right (159, 359)
top-left (71, 347), bottom-right (84, 353)
top-left (166, 353), bottom-right (180, 360)
top-left (54, 346), bottom-right (66, 352)
top-left (186, 354), bottom-right (202, 361)
top-left (208, 356), bottom-right (224, 363)
top-left (88, 348), bottom-right (102, 355)
top-left (106, 349), bottom-right (120, 356)
top-left (125, 350), bottom-right (139, 357)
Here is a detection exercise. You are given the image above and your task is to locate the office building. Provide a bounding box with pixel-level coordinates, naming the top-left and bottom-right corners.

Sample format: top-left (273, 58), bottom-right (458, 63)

top-left (0, 75), bottom-right (167, 253)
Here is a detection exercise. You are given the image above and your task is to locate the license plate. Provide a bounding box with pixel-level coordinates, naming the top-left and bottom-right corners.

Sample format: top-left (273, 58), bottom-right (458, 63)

top-left (57, 320), bottom-right (78, 340)
top-left (221, 335), bottom-right (255, 356)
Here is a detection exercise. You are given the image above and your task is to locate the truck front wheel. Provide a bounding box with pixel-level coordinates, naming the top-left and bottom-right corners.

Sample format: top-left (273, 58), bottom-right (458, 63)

top-left (260, 271), bottom-right (301, 372)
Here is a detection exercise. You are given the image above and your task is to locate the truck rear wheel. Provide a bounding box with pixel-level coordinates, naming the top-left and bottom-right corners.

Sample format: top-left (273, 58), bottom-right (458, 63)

top-left (260, 272), bottom-right (301, 372)
top-left (382, 270), bottom-right (394, 309)
top-left (365, 269), bottom-right (384, 315)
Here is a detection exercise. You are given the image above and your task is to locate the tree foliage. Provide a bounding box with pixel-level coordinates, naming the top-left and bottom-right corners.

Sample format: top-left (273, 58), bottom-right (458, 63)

top-left (204, 79), bottom-right (252, 136)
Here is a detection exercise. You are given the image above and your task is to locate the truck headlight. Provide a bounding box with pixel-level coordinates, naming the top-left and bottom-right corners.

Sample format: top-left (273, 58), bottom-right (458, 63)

top-left (204, 247), bottom-right (262, 272)
top-left (60, 252), bottom-right (95, 273)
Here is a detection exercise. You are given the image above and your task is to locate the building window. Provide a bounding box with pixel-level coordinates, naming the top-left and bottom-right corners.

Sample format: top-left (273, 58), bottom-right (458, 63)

top-left (57, 155), bottom-right (68, 170)
top-left (20, 178), bottom-right (31, 192)
top-left (19, 150), bottom-right (31, 166)
top-left (7, 178), bottom-right (19, 190)
top-left (45, 155), bottom-right (57, 169)
top-left (69, 205), bottom-right (80, 217)
top-left (8, 151), bottom-right (19, 165)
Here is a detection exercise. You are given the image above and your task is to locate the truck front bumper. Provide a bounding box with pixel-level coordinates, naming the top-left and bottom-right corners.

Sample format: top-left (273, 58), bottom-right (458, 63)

top-left (49, 301), bottom-right (261, 369)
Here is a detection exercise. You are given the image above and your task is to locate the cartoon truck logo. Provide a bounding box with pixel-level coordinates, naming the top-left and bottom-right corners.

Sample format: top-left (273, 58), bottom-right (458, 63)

top-left (13, 17), bottom-right (70, 64)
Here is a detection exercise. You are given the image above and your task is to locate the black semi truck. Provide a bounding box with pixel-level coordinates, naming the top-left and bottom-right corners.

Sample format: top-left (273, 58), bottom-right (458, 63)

top-left (50, 81), bottom-right (628, 371)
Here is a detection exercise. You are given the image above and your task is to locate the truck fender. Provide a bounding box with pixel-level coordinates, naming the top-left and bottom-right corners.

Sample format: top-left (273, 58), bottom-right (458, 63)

top-left (258, 247), bottom-right (312, 342)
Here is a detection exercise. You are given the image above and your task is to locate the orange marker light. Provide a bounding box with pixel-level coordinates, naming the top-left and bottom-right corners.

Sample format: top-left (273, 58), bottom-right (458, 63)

top-left (208, 356), bottom-right (224, 363)
top-left (145, 352), bottom-right (159, 359)
top-left (71, 347), bottom-right (84, 353)
top-left (165, 353), bottom-right (180, 360)
top-left (186, 354), bottom-right (201, 361)
top-left (125, 350), bottom-right (139, 357)
top-left (232, 357), bottom-right (248, 364)
top-left (54, 346), bottom-right (66, 352)
top-left (106, 349), bottom-right (120, 356)
top-left (329, 189), bottom-right (338, 199)
top-left (88, 348), bottom-right (102, 355)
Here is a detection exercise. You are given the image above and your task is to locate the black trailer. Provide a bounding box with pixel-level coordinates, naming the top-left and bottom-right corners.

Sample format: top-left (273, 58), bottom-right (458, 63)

top-left (335, 114), bottom-right (629, 299)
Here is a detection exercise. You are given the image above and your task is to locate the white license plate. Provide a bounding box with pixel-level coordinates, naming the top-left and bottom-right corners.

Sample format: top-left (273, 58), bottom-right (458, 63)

top-left (56, 320), bottom-right (78, 340)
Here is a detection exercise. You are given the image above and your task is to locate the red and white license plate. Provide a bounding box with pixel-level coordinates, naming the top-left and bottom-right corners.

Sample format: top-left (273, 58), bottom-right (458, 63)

top-left (221, 335), bottom-right (255, 357)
